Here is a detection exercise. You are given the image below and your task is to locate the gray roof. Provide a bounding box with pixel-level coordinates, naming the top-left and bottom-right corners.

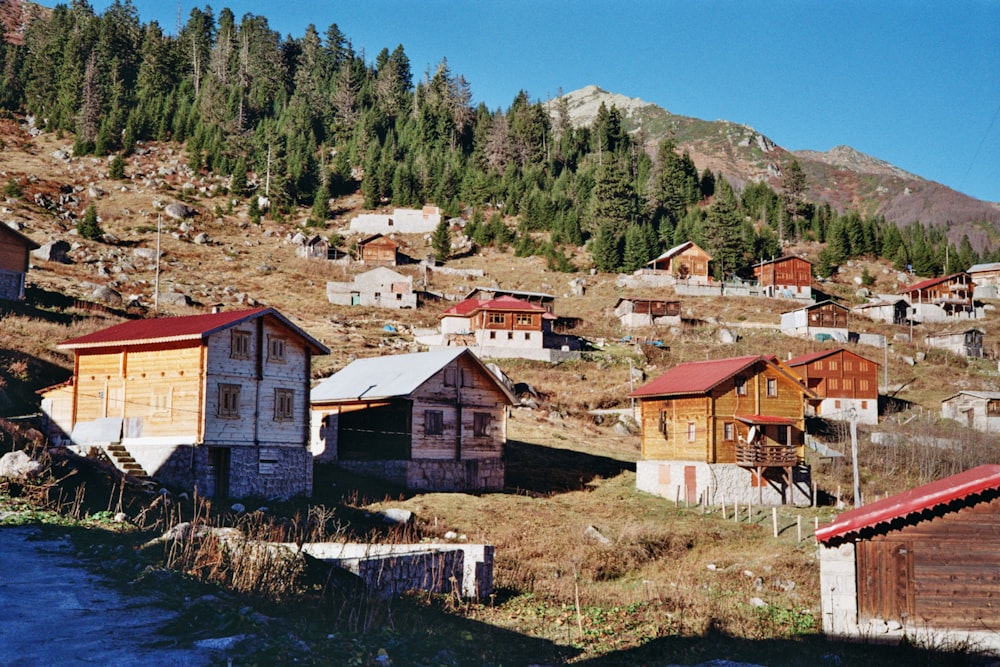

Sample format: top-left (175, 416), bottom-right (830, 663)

top-left (311, 348), bottom-right (514, 403)
top-left (942, 390), bottom-right (1000, 402)
top-left (968, 262), bottom-right (1000, 273)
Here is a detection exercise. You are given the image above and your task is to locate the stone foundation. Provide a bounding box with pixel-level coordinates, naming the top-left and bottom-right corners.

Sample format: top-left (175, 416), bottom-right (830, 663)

top-left (636, 460), bottom-right (812, 506)
top-left (337, 458), bottom-right (504, 492)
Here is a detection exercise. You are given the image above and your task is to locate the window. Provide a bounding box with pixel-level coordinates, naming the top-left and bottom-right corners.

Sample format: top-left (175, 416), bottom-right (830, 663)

top-left (274, 388), bottom-right (294, 422)
top-left (829, 378), bottom-right (839, 390)
top-left (230, 329), bottom-right (251, 359)
top-left (267, 335), bottom-right (286, 363)
top-left (859, 380), bottom-right (869, 392)
top-left (766, 378), bottom-right (777, 397)
top-left (815, 361), bottom-right (823, 370)
top-left (524, 332), bottom-right (530, 340)
top-left (775, 425), bottom-right (788, 445)
top-left (844, 360), bottom-right (853, 371)
top-left (443, 367), bottom-right (457, 386)
top-left (489, 331), bottom-right (496, 339)
top-left (835, 399), bottom-right (842, 409)
top-left (507, 331), bottom-right (514, 340)
top-left (395, 293), bottom-right (402, 300)
top-left (425, 410), bottom-right (444, 435)
top-left (473, 412), bottom-right (491, 437)
top-left (844, 378), bottom-right (853, 391)
top-left (218, 383), bottom-right (240, 418)
top-left (861, 400), bottom-right (868, 410)
top-left (374, 291), bottom-right (381, 300)
top-left (860, 361), bottom-right (870, 372)
top-left (723, 421), bottom-right (735, 441)
top-left (735, 377), bottom-right (748, 396)
top-left (489, 312), bottom-right (506, 325)
top-left (516, 314), bottom-right (532, 326)
top-left (461, 369), bottom-right (473, 387)
top-left (687, 421), bottom-right (696, 441)
top-left (258, 448), bottom-right (278, 475)
top-left (829, 360), bottom-right (838, 371)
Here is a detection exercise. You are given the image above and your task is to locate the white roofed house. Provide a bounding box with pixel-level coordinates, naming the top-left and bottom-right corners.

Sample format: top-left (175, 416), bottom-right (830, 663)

top-left (941, 391), bottom-right (1000, 433)
top-left (310, 348), bottom-right (515, 491)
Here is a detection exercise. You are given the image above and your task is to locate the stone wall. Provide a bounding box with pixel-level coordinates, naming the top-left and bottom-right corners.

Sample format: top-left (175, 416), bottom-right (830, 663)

top-left (636, 460), bottom-right (812, 506)
top-left (294, 542), bottom-right (494, 599)
top-left (337, 458), bottom-right (504, 492)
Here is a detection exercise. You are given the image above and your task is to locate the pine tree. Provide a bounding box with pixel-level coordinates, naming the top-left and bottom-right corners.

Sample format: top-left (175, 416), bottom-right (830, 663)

top-left (108, 153), bottom-right (125, 179)
top-left (431, 218), bottom-right (451, 264)
top-left (77, 202), bottom-right (104, 240)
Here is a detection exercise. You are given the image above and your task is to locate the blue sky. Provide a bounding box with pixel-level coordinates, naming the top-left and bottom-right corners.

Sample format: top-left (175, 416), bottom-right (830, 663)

top-left (92, 1), bottom-right (1000, 203)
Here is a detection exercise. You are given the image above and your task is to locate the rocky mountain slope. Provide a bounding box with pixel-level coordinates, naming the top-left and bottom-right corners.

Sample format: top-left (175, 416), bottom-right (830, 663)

top-left (551, 86), bottom-right (1000, 247)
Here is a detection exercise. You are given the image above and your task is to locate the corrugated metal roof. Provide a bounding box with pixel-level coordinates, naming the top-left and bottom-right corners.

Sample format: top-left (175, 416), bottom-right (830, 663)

top-left (441, 295), bottom-right (549, 318)
top-left (900, 272), bottom-right (967, 294)
top-left (311, 348), bottom-right (515, 404)
top-left (629, 355), bottom-right (765, 398)
top-left (58, 307), bottom-right (329, 354)
top-left (968, 262), bottom-right (1000, 273)
top-left (787, 348), bottom-right (877, 369)
top-left (815, 464), bottom-right (1000, 543)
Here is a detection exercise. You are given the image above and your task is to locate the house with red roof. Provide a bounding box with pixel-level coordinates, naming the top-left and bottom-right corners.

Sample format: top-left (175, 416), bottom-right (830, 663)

top-left (817, 464), bottom-right (1000, 653)
top-left (630, 355), bottom-right (818, 506)
top-left (0, 223), bottom-right (39, 301)
top-left (900, 272), bottom-right (979, 322)
top-left (416, 295), bottom-right (582, 361)
top-left (787, 348), bottom-right (880, 425)
top-left (41, 307), bottom-right (329, 499)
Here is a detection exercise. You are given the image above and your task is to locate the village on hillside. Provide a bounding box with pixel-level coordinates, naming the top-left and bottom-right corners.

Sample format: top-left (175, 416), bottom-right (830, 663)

top-left (5, 178), bottom-right (1000, 660)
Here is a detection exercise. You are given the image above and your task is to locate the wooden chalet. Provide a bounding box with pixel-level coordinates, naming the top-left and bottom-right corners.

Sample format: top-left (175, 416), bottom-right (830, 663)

top-left (924, 327), bottom-right (985, 358)
top-left (441, 295), bottom-right (552, 348)
top-left (787, 348), bottom-right (879, 425)
top-left (817, 464), bottom-right (1000, 653)
top-left (310, 348), bottom-right (515, 491)
top-left (358, 234), bottom-right (400, 266)
top-left (630, 355), bottom-right (818, 506)
top-left (0, 223), bottom-right (39, 301)
top-left (753, 255), bottom-right (813, 298)
top-left (900, 272), bottom-right (977, 321)
top-left (780, 300), bottom-right (850, 340)
top-left (43, 307), bottom-right (329, 499)
top-left (646, 241), bottom-right (712, 282)
top-left (941, 391), bottom-right (1000, 433)
top-left (614, 297), bottom-right (681, 329)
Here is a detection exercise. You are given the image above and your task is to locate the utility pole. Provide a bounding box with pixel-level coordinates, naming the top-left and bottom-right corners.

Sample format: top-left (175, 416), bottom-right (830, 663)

top-left (850, 408), bottom-right (861, 507)
top-left (154, 214), bottom-right (161, 312)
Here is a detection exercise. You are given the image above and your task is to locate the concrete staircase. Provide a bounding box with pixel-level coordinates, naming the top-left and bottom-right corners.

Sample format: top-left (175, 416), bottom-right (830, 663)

top-left (104, 443), bottom-right (151, 481)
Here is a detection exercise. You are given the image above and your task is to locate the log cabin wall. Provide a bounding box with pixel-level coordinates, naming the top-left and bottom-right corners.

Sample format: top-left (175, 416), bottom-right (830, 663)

top-left (854, 494), bottom-right (1000, 633)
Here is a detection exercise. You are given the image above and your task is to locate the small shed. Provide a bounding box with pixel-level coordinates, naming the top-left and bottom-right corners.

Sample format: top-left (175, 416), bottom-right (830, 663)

top-left (852, 296), bottom-right (910, 325)
top-left (941, 391), bottom-right (1000, 433)
top-left (924, 328), bottom-right (985, 358)
top-left (0, 223), bottom-right (39, 301)
top-left (326, 266), bottom-right (417, 309)
top-left (358, 234), bottom-right (400, 266)
top-left (817, 464), bottom-right (1000, 653)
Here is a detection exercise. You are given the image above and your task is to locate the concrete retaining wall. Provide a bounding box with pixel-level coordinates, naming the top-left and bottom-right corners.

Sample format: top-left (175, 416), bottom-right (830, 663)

top-left (290, 542), bottom-right (494, 599)
top-left (337, 458), bottom-right (505, 492)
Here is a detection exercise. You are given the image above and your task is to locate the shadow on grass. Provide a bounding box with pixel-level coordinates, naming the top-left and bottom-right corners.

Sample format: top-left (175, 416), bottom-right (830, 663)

top-left (504, 439), bottom-right (635, 497)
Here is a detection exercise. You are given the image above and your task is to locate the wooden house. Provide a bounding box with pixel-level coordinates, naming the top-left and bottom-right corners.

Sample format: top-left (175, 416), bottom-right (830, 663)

top-left (614, 297), bottom-right (681, 329)
top-left (787, 348), bottom-right (879, 425)
top-left (900, 272), bottom-right (978, 321)
top-left (780, 300), bottom-right (850, 341)
top-left (924, 327), bottom-right (985, 358)
top-left (817, 464), bottom-right (1000, 653)
top-left (310, 348), bottom-right (515, 491)
top-left (326, 266), bottom-right (417, 309)
top-left (357, 234), bottom-right (400, 266)
top-left (43, 307), bottom-right (329, 499)
top-left (752, 255), bottom-right (813, 299)
top-left (630, 355), bottom-right (818, 506)
top-left (0, 223), bottom-right (39, 301)
top-left (645, 241), bottom-right (712, 283)
top-left (941, 391), bottom-right (1000, 433)
top-left (968, 262), bottom-right (1000, 299)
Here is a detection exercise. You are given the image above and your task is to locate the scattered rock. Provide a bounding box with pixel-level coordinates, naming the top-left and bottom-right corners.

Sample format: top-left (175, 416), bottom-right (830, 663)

top-left (583, 525), bottom-right (611, 545)
top-left (193, 232), bottom-right (211, 245)
top-left (0, 451), bottom-right (42, 481)
top-left (381, 508), bottom-right (413, 525)
top-left (717, 327), bottom-right (740, 344)
top-left (164, 202), bottom-right (196, 220)
top-left (749, 597), bottom-right (767, 608)
top-left (157, 291), bottom-right (190, 307)
top-left (92, 285), bottom-right (123, 306)
top-left (32, 240), bottom-right (72, 263)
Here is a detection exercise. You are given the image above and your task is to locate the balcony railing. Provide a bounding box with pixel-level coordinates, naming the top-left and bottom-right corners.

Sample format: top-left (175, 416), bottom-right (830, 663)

top-left (735, 441), bottom-right (800, 467)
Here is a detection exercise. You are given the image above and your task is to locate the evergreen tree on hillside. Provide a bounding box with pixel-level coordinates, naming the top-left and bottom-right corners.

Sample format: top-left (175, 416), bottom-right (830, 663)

top-left (701, 179), bottom-right (748, 279)
top-left (431, 218), bottom-right (451, 263)
top-left (77, 203), bottom-right (104, 240)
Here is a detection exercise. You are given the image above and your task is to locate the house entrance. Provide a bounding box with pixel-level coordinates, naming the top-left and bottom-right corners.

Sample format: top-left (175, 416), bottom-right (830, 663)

top-left (208, 447), bottom-right (231, 497)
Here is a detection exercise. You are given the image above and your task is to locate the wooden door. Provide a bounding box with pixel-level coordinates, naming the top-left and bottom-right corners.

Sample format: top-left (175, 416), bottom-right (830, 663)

top-left (684, 465), bottom-right (697, 504)
top-left (208, 447), bottom-right (231, 498)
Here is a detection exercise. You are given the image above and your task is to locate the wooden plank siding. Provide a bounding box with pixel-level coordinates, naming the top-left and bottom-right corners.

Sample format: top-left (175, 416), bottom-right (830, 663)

top-left (856, 494), bottom-right (1000, 630)
top-left (756, 257), bottom-right (812, 288)
top-left (794, 351), bottom-right (878, 400)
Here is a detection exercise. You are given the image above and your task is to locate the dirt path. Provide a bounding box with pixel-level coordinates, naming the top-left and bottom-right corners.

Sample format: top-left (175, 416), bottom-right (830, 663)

top-left (0, 526), bottom-right (211, 667)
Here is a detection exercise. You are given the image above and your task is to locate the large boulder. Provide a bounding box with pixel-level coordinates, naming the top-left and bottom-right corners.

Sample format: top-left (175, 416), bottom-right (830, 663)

top-left (31, 240), bottom-right (72, 263)
top-left (164, 202), bottom-right (197, 220)
top-left (0, 451), bottom-right (42, 481)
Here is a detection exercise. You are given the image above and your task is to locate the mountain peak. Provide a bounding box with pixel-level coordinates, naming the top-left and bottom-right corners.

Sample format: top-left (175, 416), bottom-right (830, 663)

top-left (548, 86), bottom-right (657, 128)
top-left (793, 145), bottom-right (917, 180)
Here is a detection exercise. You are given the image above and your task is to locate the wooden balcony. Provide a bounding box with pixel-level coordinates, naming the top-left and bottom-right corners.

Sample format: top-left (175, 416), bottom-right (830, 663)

top-left (735, 441), bottom-right (800, 467)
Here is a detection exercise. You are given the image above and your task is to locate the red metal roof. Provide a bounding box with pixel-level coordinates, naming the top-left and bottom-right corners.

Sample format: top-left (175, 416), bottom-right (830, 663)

top-left (441, 295), bottom-right (549, 318)
top-left (630, 355), bottom-right (766, 398)
top-left (900, 272), bottom-right (966, 294)
top-left (815, 464), bottom-right (1000, 544)
top-left (58, 307), bottom-right (329, 354)
top-left (786, 347), bottom-right (877, 369)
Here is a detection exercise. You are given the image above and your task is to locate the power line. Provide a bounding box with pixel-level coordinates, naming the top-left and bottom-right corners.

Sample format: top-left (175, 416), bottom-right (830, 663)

top-left (959, 99), bottom-right (1000, 195)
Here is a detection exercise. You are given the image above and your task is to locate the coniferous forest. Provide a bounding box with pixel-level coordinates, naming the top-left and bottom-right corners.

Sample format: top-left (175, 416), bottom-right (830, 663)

top-left (0, 0), bottom-right (991, 275)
